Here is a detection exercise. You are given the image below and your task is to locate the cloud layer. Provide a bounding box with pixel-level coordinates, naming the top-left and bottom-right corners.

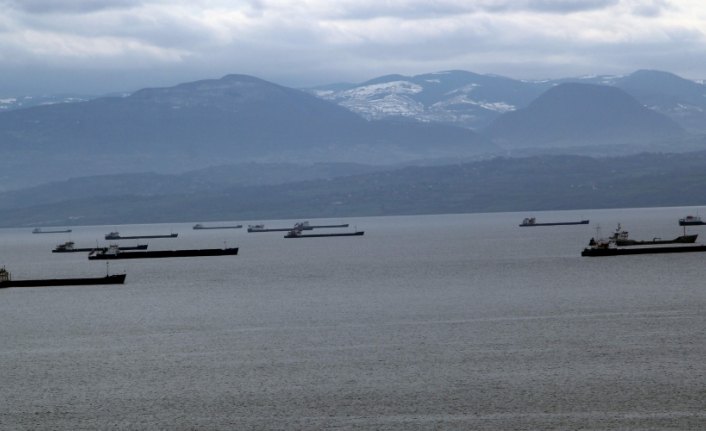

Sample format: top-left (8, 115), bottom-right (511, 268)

top-left (0, 0), bottom-right (704, 94)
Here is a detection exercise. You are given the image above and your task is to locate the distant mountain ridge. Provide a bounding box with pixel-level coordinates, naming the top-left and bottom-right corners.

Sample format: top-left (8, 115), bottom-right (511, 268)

top-left (0, 74), bottom-right (492, 189)
top-left (309, 69), bottom-right (706, 133)
top-left (5, 150), bottom-right (706, 227)
top-left (1, 69), bottom-right (705, 191)
top-left (484, 83), bottom-right (685, 148)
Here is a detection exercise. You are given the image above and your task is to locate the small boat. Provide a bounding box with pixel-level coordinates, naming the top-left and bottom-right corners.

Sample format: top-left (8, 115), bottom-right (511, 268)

top-left (52, 241), bottom-right (148, 253)
top-left (105, 231), bottom-right (178, 240)
top-left (520, 217), bottom-right (589, 227)
top-left (609, 225), bottom-right (697, 246)
top-left (88, 245), bottom-right (239, 260)
top-left (32, 227), bottom-right (72, 234)
top-left (679, 215), bottom-right (706, 226)
top-left (193, 223), bottom-right (243, 230)
top-left (0, 267), bottom-right (125, 288)
top-left (284, 228), bottom-right (364, 238)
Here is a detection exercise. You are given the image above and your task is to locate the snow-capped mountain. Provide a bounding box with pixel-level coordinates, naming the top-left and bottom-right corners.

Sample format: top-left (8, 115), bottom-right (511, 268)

top-left (309, 69), bottom-right (706, 133)
top-left (310, 70), bottom-right (549, 130)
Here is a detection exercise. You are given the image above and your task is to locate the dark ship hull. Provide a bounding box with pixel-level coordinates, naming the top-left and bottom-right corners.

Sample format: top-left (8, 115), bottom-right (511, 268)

top-left (285, 231), bottom-right (364, 238)
top-left (615, 234), bottom-right (698, 246)
top-left (582, 245), bottom-right (706, 257)
top-left (520, 220), bottom-right (589, 227)
top-left (248, 224), bottom-right (348, 232)
top-left (309, 224), bottom-right (349, 229)
top-left (193, 225), bottom-right (242, 230)
top-left (53, 244), bottom-right (148, 253)
top-left (0, 274), bottom-right (126, 288)
top-left (105, 233), bottom-right (178, 240)
top-left (249, 227), bottom-right (312, 232)
top-left (89, 248), bottom-right (239, 260)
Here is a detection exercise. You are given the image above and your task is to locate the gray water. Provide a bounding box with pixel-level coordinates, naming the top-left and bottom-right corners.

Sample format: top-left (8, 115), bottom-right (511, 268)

top-left (2, 208), bottom-right (706, 430)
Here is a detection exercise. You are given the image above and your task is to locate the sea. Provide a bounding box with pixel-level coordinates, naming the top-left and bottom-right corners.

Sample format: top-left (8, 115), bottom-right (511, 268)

top-left (2, 207), bottom-right (706, 430)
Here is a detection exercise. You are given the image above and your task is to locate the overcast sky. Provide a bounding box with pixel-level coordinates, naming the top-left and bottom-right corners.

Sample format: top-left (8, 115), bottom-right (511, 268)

top-left (1, 0), bottom-right (705, 95)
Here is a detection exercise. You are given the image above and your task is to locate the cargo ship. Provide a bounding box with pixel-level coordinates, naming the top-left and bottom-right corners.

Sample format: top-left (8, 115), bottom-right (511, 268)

top-left (520, 217), bottom-right (589, 227)
top-left (193, 224), bottom-right (243, 230)
top-left (678, 215), bottom-right (706, 226)
top-left (284, 229), bottom-right (364, 238)
top-left (248, 221), bottom-right (349, 233)
top-left (248, 223), bottom-right (312, 232)
top-left (105, 231), bottom-right (178, 240)
top-left (582, 244), bottom-right (706, 256)
top-left (581, 234), bottom-right (706, 256)
top-left (88, 245), bottom-right (238, 260)
top-left (609, 225), bottom-right (697, 246)
top-left (0, 267), bottom-right (125, 288)
top-left (32, 227), bottom-right (72, 234)
top-left (52, 241), bottom-right (148, 253)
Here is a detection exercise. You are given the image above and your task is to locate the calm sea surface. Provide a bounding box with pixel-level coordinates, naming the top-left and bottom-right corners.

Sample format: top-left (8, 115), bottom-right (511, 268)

top-left (2, 208), bottom-right (706, 430)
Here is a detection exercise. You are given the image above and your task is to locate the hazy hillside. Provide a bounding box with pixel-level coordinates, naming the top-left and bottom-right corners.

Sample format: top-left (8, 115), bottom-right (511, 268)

top-left (0, 162), bottom-right (389, 211)
top-left (5, 151), bottom-right (706, 227)
top-left (614, 70), bottom-right (706, 133)
top-left (483, 83), bottom-right (685, 149)
top-left (0, 94), bottom-right (92, 111)
top-left (0, 74), bottom-right (494, 190)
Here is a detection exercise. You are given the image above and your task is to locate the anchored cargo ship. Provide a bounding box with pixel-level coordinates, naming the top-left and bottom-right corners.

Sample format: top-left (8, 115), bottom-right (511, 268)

top-left (52, 241), bottom-right (148, 253)
top-left (193, 224), bottom-right (243, 230)
top-left (520, 217), bottom-right (589, 227)
top-left (105, 231), bottom-right (178, 240)
top-left (0, 267), bottom-right (125, 288)
top-left (89, 245), bottom-right (238, 260)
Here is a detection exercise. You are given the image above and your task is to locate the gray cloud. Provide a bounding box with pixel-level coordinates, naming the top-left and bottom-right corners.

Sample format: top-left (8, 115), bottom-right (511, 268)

top-left (476, 0), bottom-right (619, 14)
top-left (630, 0), bottom-right (670, 17)
top-left (0, 0), bottom-right (704, 95)
top-left (309, 0), bottom-right (618, 20)
top-left (5, 0), bottom-right (145, 14)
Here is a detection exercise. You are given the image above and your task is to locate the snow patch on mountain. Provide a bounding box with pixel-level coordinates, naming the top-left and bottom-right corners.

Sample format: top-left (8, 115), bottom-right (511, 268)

top-left (321, 81), bottom-right (426, 120)
top-left (433, 94), bottom-right (515, 113)
top-left (340, 93), bottom-right (424, 119)
top-left (310, 77), bottom-right (520, 128)
top-left (341, 81), bottom-right (423, 99)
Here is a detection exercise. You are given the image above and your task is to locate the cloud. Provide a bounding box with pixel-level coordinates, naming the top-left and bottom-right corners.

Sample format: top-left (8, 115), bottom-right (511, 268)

top-left (628, 0), bottom-right (670, 17)
top-left (0, 0), bottom-right (705, 95)
top-left (474, 0), bottom-right (619, 14)
top-left (5, 0), bottom-right (146, 14)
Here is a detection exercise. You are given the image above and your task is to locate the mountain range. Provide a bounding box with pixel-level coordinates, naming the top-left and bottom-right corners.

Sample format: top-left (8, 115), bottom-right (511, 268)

top-left (0, 74), bottom-right (491, 190)
top-left (0, 67), bottom-right (705, 225)
top-left (310, 69), bottom-right (706, 134)
top-left (484, 83), bottom-right (685, 149)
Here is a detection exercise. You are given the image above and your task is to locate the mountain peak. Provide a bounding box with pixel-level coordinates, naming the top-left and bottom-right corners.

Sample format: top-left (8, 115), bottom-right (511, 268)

top-left (127, 73), bottom-right (296, 108)
top-left (485, 82), bottom-right (684, 148)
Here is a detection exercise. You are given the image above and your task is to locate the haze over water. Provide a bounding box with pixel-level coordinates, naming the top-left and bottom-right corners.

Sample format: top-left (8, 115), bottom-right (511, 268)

top-left (2, 207), bottom-right (706, 430)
